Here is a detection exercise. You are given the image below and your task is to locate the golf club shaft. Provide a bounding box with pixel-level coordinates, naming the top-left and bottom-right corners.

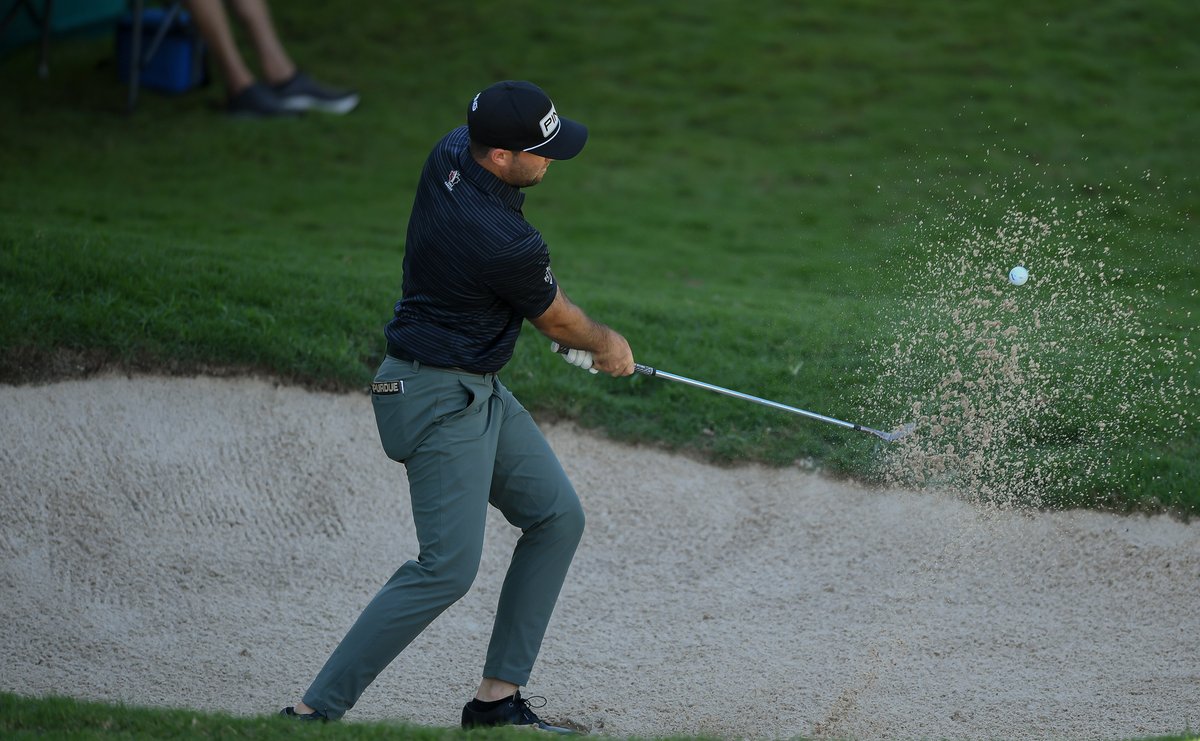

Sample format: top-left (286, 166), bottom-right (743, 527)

top-left (553, 344), bottom-right (906, 440)
top-left (634, 363), bottom-right (867, 433)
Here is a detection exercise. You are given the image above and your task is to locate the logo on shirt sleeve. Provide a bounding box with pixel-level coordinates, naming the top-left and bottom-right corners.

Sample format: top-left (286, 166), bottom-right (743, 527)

top-left (544, 267), bottom-right (554, 285)
top-left (445, 170), bottom-right (461, 191)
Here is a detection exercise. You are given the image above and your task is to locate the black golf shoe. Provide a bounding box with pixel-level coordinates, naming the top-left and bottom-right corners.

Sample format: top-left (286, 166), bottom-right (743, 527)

top-left (461, 691), bottom-right (577, 734)
top-left (279, 706), bottom-right (327, 721)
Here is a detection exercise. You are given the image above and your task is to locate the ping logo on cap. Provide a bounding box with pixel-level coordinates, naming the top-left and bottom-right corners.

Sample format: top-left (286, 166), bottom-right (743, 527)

top-left (539, 105), bottom-right (560, 138)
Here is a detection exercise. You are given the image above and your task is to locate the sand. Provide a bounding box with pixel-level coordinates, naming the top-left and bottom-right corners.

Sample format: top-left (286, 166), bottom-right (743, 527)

top-left (1, 374), bottom-right (1197, 740)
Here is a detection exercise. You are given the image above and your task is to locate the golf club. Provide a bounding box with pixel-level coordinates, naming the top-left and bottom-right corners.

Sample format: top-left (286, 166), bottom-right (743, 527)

top-left (556, 345), bottom-right (914, 443)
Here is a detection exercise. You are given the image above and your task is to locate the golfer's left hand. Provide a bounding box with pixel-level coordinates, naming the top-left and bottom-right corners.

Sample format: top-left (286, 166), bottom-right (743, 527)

top-left (552, 342), bottom-right (599, 374)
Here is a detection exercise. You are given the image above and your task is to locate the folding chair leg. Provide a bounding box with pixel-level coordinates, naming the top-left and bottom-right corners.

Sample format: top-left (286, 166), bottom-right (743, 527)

top-left (127, 0), bottom-right (143, 111)
top-left (127, 1), bottom-right (186, 112)
top-left (37, 0), bottom-right (52, 77)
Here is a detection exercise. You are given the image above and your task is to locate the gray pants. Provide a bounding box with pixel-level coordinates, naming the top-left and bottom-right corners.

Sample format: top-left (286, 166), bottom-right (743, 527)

top-left (302, 356), bottom-right (585, 720)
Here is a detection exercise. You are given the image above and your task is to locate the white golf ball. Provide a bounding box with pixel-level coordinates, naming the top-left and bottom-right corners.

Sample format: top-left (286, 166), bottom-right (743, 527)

top-left (1008, 266), bottom-right (1028, 286)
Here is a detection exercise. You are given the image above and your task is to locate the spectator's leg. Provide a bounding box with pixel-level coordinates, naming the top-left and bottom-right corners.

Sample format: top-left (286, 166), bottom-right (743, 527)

top-left (227, 0), bottom-right (295, 85)
top-left (184, 0), bottom-right (254, 95)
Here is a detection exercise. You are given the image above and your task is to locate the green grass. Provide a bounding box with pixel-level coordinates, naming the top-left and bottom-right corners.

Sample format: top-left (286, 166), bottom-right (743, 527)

top-left (2, 0), bottom-right (1197, 518)
top-left (2, 693), bottom-right (1195, 741)
top-left (0, 693), bottom-right (512, 740)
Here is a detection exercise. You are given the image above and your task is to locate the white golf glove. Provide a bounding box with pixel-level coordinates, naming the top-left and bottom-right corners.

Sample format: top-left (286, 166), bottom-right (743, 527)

top-left (551, 342), bottom-right (599, 374)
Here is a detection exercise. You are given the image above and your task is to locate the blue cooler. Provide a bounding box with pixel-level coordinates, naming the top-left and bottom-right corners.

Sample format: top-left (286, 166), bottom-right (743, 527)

top-left (116, 8), bottom-right (207, 93)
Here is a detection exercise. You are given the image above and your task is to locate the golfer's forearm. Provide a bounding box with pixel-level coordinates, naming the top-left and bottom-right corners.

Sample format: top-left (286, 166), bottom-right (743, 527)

top-left (530, 287), bottom-right (616, 353)
top-left (533, 309), bottom-right (615, 353)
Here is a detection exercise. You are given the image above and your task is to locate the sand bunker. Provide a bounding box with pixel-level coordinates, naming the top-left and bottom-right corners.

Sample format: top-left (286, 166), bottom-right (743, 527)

top-left (2, 375), bottom-right (1197, 740)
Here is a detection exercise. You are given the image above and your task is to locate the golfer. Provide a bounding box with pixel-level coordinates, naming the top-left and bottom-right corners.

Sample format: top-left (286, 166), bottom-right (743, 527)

top-left (281, 80), bottom-right (634, 731)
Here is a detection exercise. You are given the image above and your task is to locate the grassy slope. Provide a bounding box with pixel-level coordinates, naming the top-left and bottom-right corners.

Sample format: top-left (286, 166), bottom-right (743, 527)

top-left (1, 0), bottom-right (1197, 515)
top-left (1, 693), bottom-right (1194, 741)
top-left (0, 693), bottom-right (496, 740)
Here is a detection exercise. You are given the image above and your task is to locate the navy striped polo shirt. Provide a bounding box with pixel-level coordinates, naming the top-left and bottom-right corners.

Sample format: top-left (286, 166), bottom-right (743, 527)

top-left (384, 126), bottom-right (558, 374)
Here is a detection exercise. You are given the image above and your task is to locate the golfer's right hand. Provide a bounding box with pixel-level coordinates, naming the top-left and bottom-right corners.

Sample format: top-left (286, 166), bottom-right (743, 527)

top-left (592, 331), bottom-right (635, 377)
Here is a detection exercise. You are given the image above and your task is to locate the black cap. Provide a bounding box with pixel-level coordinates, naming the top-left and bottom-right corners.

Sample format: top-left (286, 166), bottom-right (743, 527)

top-left (466, 80), bottom-right (588, 160)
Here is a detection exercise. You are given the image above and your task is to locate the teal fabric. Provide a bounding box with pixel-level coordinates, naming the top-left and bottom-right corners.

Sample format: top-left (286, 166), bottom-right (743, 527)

top-left (1, 0), bottom-right (124, 50)
top-left (302, 356), bottom-right (584, 720)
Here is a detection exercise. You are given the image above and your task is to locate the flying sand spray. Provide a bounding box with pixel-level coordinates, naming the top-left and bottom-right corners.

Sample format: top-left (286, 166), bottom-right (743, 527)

top-left (867, 175), bottom-right (1194, 511)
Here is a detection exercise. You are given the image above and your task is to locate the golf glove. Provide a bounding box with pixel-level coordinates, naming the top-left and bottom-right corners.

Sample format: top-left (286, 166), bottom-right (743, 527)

top-left (551, 342), bottom-right (599, 374)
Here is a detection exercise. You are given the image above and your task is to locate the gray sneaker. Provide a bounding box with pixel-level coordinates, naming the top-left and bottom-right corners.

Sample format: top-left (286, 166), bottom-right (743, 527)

top-left (272, 71), bottom-right (360, 115)
top-left (227, 82), bottom-right (299, 118)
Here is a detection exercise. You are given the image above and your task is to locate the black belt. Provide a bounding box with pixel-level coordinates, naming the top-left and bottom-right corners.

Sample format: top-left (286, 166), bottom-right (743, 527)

top-left (386, 341), bottom-right (416, 363)
top-left (386, 342), bottom-right (490, 376)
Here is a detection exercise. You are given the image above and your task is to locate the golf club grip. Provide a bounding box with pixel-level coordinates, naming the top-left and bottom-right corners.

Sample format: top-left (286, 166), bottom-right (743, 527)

top-left (554, 344), bottom-right (654, 376)
top-left (554, 342), bottom-right (652, 371)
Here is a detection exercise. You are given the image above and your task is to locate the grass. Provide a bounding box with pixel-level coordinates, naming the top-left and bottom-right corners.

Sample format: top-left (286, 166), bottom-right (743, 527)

top-left (0, 693), bottom-right (499, 740)
top-left (2, 1), bottom-right (1196, 517)
top-left (2, 694), bottom-right (1196, 741)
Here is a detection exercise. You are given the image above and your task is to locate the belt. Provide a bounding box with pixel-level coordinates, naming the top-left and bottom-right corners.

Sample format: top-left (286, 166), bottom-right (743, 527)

top-left (386, 341), bottom-right (417, 363)
top-left (386, 342), bottom-right (491, 377)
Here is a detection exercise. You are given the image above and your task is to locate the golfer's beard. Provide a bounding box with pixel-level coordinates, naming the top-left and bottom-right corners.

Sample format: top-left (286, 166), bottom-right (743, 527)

top-left (516, 171), bottom-right (546, 188)
top-left (508, 162), bottom-right (548, 188)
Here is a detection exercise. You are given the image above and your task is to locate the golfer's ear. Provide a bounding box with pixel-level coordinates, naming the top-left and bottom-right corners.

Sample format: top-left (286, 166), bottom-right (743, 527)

top-left (488, 148), bottom-right (512, 168)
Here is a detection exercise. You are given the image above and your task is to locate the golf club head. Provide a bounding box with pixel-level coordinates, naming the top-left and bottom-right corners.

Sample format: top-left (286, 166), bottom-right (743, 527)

top-left (874, 422), bottom-right (916, 442)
